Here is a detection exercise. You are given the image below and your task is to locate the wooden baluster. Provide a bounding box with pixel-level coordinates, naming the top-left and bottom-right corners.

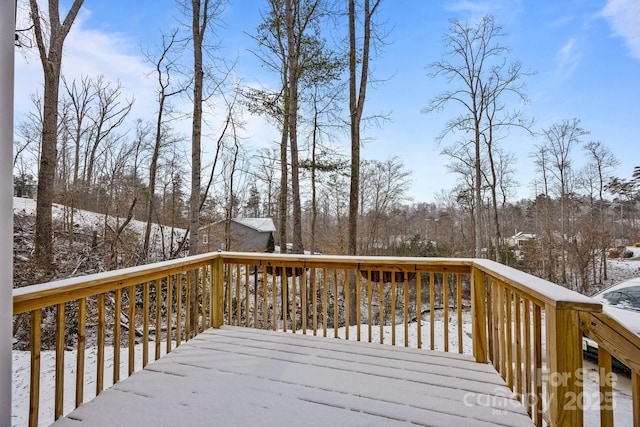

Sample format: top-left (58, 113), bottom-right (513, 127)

top-left (457, 273), bottom-right (463, 353)
top-left (282, 272), bottom-right (288, 332)
top-left (29, 309), bottom-right (41, 427)
top-left (55, 303), bottom-right (64, 419)
top-left (356, 269), bottom-right (361, 342)
top-left (292, 271), bottom-right (298, 333)
top-left (367, 270), bottom-right (373, 343)
top-left (443, 274), bottom-right (449, 352)
top-left (236, 264), bottom-right (241, 327)
top-left (498, 284), bottom-right (506, 380)
top-left (403, 274), bottom-right (409, 347)
top-left (416, 273), bottom-right (422, 349)
top-left (167, 274), bottom-right (173, 353)
top-left (176, 277), bottom-right (182, 346)
top-left (205, 267), bottom-right (210, 330)
top-left (128, 286), bottom-right (135, 374)
top-left (210, 266), bottom-right (216, 329)
top-left (598, 346), bottom-right (614, 427)
top-left (344, 270), bottom-right (349, 340)
top-left (143, 281), bottom-right (149, 367)
top-left (200, 267), bottom-right (206, 332)
top-left (301, 268), bottom-right (307, 334)
top-left (312, 268), bottom-right (318, 335)
top-left (632, 371), bottom-right (640, 427)
top-left (186, 271), bottom-right (191, 340)
top-left (333, 269), bottom-right (338, 338)
top-left (262, 269), bottom-right (267, 329)
top-left (254, 268), bottom-right (259, 329)
top-left (379, 274), bottom-right (384, 345)
top-left (114, 289), bottom-right (121, 382)
top-left (429, 272), bottom-right (435, 350)
top-left (97, 294), bottom-right (105, 395)
top-left (492, 281), bottom-right (500, 370)
top-left (391, 272), bottom-right (396, 346)
top-left (514, 292), bottom-right (522, 401)
top-left (155, 281), bottom-right (161, 360)
top-left (485, 279), bottom-right (494, 363)
top-left (75, 298), bottom-right (86, 408)
top-left (193, 269), bottom-right (199, 334)
top-left (523, 299), bottom-right (531, 415)
top-left (506, 287), bottom-right (513, 389)
top-left (533, 305), bottom-right (542, 427)
top-left (272, 270), bottom-right (277, 331)
top-left (323, 268), bottom-right (329, 337)
top-left (471, 268), bottom-right (488, 364)
top-left (245, 265), bottom-right (250, 328)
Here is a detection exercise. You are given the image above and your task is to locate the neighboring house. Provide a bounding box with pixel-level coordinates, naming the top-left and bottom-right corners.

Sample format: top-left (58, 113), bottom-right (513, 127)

top-left (199, 218), bottom-right (276, 253)
top-left (507, 231), bottom-right (536, 248)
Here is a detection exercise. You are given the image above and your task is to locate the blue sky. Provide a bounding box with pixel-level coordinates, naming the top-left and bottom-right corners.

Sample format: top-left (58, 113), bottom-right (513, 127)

top-left (14, 0), bottom-right (640, 203)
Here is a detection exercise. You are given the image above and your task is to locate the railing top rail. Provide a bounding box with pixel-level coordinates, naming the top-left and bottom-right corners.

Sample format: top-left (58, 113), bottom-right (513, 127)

top-left (585, 311), bottom-right (640, 373)
top-left (472, 259), bottom-right (601, 312)
top-left (14, 251), bottom-right (601, 314)
top-left (221, 252), bottom-right (474, 271)
top-left (13, 252), bottom-right (219, 314)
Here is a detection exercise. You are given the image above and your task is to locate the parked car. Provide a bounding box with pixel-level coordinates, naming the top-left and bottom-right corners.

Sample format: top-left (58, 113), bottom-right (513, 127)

top-left (583, 278), bottom-right (640, 361)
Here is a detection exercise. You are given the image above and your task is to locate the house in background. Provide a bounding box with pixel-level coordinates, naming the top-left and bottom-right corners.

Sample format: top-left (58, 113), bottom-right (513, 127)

top-left (507, 231), bottom-right (537, 248)
top-left (199, 218), bottom-right (276, 253)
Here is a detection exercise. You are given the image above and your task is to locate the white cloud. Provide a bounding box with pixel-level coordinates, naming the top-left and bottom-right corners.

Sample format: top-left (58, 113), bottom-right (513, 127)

top-left (602, 0), bottom-right (640, 59)
top-left (14, 9), bottom-right (156, 120)
top-left (445, 1), bottom-right (490, 14)
top-left (557, 38), bottom-right (580, 78)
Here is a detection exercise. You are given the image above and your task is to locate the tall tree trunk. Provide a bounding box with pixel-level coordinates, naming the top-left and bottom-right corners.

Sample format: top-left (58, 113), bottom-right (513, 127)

top-left (286, 0), bottom-right (303, 255)
top-left (189, 0), bottom-right (206, 258)
top-left (30, 0), bottom-right (84, 270)
top-left (279, 100), bottom-right (289, 253)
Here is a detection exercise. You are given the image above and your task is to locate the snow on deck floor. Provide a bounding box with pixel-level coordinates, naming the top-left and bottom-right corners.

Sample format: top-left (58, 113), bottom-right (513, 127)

top-left (51, 326), bottom-right (533, 427)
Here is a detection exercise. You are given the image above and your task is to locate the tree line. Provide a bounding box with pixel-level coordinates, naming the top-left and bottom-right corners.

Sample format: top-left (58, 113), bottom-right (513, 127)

top-left (13, 1), bottom-right (640, 295)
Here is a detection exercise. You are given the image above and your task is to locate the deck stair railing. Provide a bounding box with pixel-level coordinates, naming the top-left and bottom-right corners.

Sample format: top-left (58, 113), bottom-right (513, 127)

top-left (12, 252), bottom-right (639, 426)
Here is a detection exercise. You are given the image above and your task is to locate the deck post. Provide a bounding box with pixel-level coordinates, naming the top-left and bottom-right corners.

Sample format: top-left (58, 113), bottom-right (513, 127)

top-left (211, 255), bottom-right (224, 328)
top-left (545, 305), bottom-right (583, 426)
top-left (471, 267), bottom-right (488, 363)
top-left (0, 1), bottom-right (15, 424)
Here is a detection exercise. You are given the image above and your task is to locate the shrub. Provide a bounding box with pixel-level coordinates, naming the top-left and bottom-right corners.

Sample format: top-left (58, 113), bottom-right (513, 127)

top-left (608, 248), bottom-right (621, 258)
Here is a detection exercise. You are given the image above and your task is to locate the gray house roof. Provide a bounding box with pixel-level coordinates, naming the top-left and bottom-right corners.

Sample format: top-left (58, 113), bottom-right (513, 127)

top-left (234, 218), bottom-right (276, 233)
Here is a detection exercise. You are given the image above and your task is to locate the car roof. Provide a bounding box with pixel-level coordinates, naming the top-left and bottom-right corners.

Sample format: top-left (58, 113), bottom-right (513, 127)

top-left (594, 277), bottom-right (640, 297)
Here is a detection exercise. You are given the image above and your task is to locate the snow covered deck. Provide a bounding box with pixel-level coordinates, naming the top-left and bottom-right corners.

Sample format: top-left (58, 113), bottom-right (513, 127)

top-left (51, 326), bottom-right (533, 427)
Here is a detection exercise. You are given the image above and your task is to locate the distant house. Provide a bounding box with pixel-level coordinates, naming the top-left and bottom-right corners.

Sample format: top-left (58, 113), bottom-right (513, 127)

top-left (199, 218), bottom-right (276, 253)
top-left (507, 231), bottom-right (536, 248)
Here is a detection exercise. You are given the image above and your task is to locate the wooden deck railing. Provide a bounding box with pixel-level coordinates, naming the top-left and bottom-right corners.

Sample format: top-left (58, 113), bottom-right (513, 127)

top-left (583, 311), bottom-right (640, 426)
top-left (12, 252), bottom-right (639, 426)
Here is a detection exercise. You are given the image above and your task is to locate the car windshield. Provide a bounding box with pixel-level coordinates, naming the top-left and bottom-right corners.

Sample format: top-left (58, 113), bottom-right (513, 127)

top-left (601, 285), bottom-right (640, 311)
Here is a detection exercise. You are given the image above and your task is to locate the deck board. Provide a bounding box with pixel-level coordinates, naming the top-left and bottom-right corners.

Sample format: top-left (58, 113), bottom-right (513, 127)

top-left (52, 326), bottom-right (533, 427)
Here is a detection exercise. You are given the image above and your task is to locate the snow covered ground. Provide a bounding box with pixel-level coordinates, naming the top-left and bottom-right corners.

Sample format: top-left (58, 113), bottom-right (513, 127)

top-left (13, 196), bottom-right (186, 264)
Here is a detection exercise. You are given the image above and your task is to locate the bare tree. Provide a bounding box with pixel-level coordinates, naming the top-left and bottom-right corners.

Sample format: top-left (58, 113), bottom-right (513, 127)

top-left (83, 77), bottom-right (134, 200)
top-left (584, 140), bottom-right (619, 282)
top-left (360, 157), bottom-right (411, 254)
top-left (29, 0), bottom-right (84, 268)
top-left (425, 15), bottom-right (532, 260)
top-left (142, 30), bottom-right (186, 261)
top-left (348, 0), bottom-right (381, 257)
top-left (184, 0), bottom-right (227, 257)
top-left (541, 118), bottom-right (587, 286)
